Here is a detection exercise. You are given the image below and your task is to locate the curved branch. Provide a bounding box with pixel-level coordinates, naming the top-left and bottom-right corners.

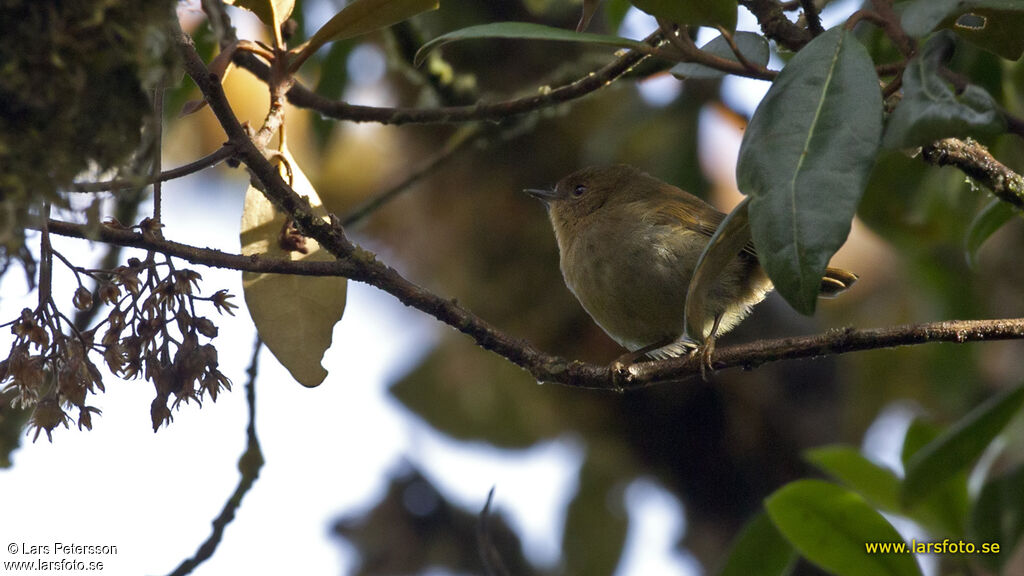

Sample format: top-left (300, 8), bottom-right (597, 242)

top-left (69, 146), bottom-right (234, 193)
top-left (921, 138), bottom-right (1024, 210)
top-left (659, 21), bottom-right (777, 81)
top-left (231, 31), bottom-right (661, 125)
top-left (42, 218), bottom-right (1024, 391)
top-left (739, 0), bottom-right (812, 52)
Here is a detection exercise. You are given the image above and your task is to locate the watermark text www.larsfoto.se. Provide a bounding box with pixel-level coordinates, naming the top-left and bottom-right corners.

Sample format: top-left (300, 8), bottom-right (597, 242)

top-left (865, 539), bottom-right (1000, 555)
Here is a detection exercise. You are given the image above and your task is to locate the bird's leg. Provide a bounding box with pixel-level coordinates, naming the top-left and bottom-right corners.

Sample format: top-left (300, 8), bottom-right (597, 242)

top-left (696, 314), bottom-right (723, 381)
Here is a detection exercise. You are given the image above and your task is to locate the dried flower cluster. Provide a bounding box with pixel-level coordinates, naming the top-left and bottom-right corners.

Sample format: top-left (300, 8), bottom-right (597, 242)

top-left (1, 236), bottom-right (238, 440)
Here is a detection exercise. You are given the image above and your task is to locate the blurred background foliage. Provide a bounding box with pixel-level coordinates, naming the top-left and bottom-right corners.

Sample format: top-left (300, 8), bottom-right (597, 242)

top-left (6, 0), bottom-right (1023, 573)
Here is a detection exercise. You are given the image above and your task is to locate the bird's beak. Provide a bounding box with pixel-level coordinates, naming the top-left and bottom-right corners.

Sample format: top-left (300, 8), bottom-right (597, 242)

top-left (524, 188), bottom-right (559, 204)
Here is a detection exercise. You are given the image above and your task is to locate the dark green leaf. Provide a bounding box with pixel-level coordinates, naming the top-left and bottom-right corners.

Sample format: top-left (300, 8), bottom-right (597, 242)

top-left (737, 27), bottom-right (883, 314)
top-left (882, 32), bottom-right (1005, 149)
top-left (899, 418), bottom-right (970, 537)
top-left (901, 0), bottom-right (1024, 38)
top-left (414, 22), bottom-right (642, 67)
top-left (671, 32), bottom-right (770, 80)
top-left (947, 8), bottom-right (1024, 60)
top-left (805, 445), bottom-right (901, 512)
top-left (965, 199), bottom-right (1019, 268)
top-left (903, 384), bottom-right (1024, 506)
top-left (685, 197), bottom-right (752, 343)
top-left (766, 480), bottom-right (923, 576)
top-left (718, 512), bottom-right (797, 576)
top-left (291, 0), bottom-right (439, 72)
top-left (629, 0), bottom-right (737, 30)
top-left (969, 464), bottom-right (1024, 571)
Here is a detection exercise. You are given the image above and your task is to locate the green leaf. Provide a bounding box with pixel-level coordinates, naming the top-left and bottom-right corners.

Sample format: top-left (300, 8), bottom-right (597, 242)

top-left (413, 22), bottom-right (643, 67)
top-left (718, 512), bottom-right (797, 576)
top-left (965, 199), bottom-right (1019, 268)
top-left (629, 0), bottom-right (737, 30)
top-left (736, 27), bottom-right (883, 314)
top-left (226, 0), bottom-right (296, 28)
top-left (882, 32), bottom-right (1004, 149)
top-left (901, 0), bottom-right (1024, 38)
top-left (685, 197), bottom-right (753, 343)
top-left (899, 418), bottom-right (970, 537)
top-left (240, 149), bottom-right (347, 387)
top-left (805, 445), bottom-right (901, 512)
top-left (671, 32), bottom-right (770, 80)
top-left (903, 384), bottom-right (1024, 506)
top-left (291, 0), bottom-right (439, 72)
top-left (947, 8), bottom-right (1024, 60)
top-left (766, 480), bottom-right (923, 576)
top-left (969, 464), bottom-right (1024, 571)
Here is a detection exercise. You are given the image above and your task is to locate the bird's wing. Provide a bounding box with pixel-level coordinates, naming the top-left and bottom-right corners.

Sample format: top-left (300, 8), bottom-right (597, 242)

top-left (650, 193), bottom-right (759, 259)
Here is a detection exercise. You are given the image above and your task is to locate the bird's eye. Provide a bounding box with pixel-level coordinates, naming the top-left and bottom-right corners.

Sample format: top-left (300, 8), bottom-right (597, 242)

top-left (573, 184), bottom-right (586, 197)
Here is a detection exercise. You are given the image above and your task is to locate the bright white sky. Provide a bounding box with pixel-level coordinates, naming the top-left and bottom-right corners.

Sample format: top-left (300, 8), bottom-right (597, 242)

top-left (1, 3), bottom-right (874, 575)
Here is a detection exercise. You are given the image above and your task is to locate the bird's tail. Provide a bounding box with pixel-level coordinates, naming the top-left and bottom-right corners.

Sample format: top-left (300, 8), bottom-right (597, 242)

top-left (819, 267), bottom-right (858, 298)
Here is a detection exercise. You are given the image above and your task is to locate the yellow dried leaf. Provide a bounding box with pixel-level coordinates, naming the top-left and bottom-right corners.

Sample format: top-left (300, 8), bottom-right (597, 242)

top-left (240, 149), bottom-right (347, 387)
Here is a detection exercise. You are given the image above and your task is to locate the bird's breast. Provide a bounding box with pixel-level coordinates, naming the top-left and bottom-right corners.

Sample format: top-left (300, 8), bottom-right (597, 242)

top-left (559, 219), bottom-right (706, 350)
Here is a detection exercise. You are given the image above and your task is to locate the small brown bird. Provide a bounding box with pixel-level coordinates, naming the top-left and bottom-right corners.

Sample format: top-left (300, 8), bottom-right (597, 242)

top-left (526, 165), bottom-right (856, 361)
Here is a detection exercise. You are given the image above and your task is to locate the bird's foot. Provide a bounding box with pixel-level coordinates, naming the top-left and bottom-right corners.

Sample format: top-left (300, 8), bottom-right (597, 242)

top-left (692, 336), bottom-right (717, 381)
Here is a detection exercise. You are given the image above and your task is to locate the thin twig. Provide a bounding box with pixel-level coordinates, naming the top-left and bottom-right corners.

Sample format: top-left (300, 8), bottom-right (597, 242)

top-left (921, 138), bottom-right (1024, 210)
top-left (69, 146), bottom-right (234, 192)
top-left (477, 487), bottom-right (511, 576)
top-left (341, 125), bottom-right (486, 227)
top-left (715, 25), bottom-right (766, 75)
top-left (660, 21), bottom-right (776, 81)
top-left (152, 83), bottom-right (164, 223)
top-left (38, 204), bottom-right (53, 312)
top-left (231, 31), bottom-right (663, 125)
top-left (166, 338), bottom-right (264, 576)
top-left (869, 0), bottom-right (916, 57)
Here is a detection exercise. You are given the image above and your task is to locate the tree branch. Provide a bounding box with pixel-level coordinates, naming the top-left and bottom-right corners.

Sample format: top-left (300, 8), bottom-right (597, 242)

top-left (799, 0), bottom-right (825, 36)
top-left (229, 31), bottom-right (661, 125)
top-left (658, 21), bottom-right (777, 81)
top-left (68, 146), bottom-right (234, 193)
top-left (42, 218), bottom-right (1024, 391)
top-left (921, 138), bottom-right (1024, 210)
top-left (739, 0), bottom-right (812, 52)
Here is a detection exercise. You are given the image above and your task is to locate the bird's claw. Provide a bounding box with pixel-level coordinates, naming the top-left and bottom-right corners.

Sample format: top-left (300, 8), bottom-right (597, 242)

top-left (692, 337), bottom-right (716, 381)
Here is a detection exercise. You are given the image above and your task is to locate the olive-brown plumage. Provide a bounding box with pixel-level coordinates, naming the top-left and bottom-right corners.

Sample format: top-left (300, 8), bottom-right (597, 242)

top-left (527, 165), bottom-right (856, 359)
